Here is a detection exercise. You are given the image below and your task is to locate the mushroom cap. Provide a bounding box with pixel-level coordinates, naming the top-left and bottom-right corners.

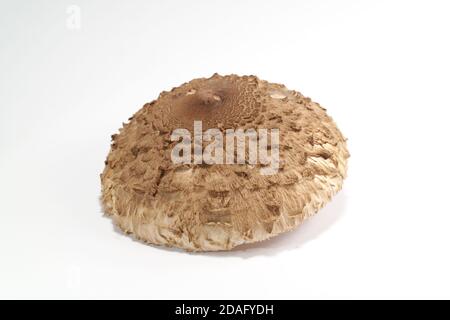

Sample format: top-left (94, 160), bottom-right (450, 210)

top-left (101, 74), bottom-right (349, 251)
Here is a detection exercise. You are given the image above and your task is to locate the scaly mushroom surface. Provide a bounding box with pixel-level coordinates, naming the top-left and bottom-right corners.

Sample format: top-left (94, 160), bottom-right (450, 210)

top-left (101, 74), bottom-right (349, 251)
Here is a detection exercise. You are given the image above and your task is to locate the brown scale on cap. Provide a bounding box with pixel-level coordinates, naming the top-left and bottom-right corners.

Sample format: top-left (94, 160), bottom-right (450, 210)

top-left (154, 75), bottom-right (262, 131)
top-left (101, 74), bottom-right (349, 251)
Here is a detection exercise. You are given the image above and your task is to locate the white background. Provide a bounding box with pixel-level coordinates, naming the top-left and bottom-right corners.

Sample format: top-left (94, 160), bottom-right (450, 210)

top-left (1, 0), bottom-right (450, 299)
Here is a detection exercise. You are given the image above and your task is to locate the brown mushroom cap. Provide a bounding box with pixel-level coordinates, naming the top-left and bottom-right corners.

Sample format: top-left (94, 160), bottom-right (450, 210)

top-left (101, 74), bottom-right (349, 251)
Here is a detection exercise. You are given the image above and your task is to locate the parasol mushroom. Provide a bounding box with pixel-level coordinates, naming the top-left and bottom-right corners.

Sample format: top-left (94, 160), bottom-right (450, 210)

top-left (101, 74), bottom-right (349, 251)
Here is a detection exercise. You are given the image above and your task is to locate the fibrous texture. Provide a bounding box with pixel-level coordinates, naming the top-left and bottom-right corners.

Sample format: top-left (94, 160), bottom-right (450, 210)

top-left (101, 74), bottom-right (349, 251)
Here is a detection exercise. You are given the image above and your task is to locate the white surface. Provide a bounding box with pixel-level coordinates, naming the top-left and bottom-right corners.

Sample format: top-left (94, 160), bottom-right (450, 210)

top-left (1, 0), bottom-right (450, 299)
